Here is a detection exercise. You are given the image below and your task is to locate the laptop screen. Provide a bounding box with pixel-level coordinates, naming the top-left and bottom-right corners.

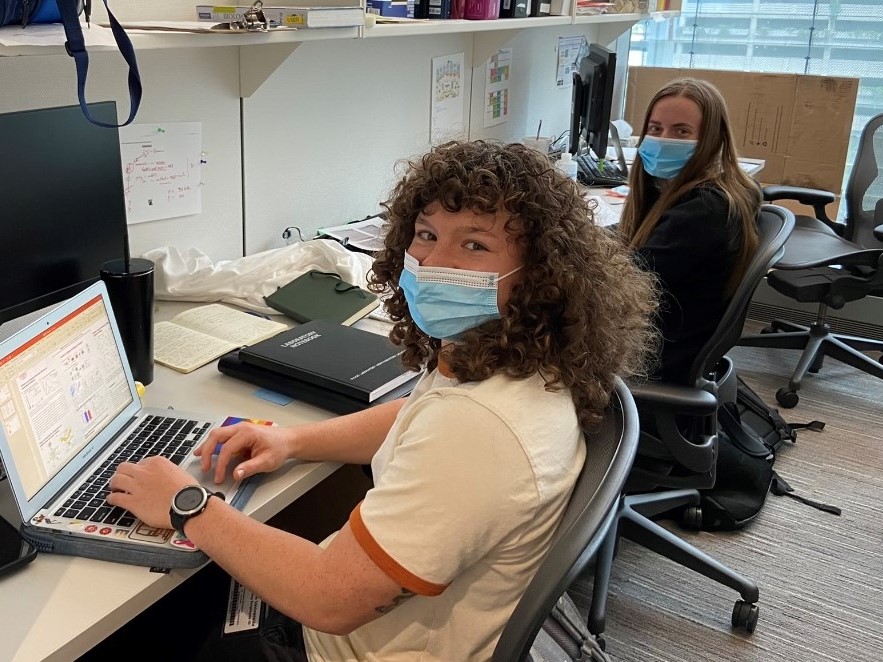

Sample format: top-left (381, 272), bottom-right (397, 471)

top-left (0, 290), bottom-right (134, 502)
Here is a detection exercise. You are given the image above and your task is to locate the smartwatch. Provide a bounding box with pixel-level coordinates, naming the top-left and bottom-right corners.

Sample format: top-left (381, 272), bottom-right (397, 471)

top-left (170, 485), bottom-right (224, 536)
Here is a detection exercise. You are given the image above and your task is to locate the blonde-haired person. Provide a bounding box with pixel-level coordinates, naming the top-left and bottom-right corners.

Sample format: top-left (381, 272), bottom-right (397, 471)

top-left (618, 77), bottom-right (762, 385)
top-left (98, 140), bottom-right (657, 661)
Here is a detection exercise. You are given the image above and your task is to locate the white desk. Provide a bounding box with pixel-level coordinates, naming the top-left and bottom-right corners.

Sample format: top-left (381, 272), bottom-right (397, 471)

top-left (0, 302), bottom-right (348, 662)
top-left (582, 156), bottom-right (766, 228)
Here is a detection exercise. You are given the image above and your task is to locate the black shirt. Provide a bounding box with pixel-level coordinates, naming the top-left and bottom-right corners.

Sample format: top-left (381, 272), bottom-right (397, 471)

top-left (637, 185), bottom-right (741, 385)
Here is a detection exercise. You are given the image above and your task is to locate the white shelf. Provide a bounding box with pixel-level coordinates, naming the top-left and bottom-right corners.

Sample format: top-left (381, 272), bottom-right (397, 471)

top-left (574, 10), bottom-right (680, 24)
top-left (127, 26), bottom-right (362, 49)
top-left (0, 26), bottom-right (362, 57)
top-left (0, 10), bottom-right (678, 95)
top-left (364, 16), bottom-right (572, 38)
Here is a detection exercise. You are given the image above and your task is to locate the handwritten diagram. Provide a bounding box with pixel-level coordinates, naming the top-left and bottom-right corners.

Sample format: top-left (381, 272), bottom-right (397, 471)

top-left (118, 122), bottom-right (203, 224)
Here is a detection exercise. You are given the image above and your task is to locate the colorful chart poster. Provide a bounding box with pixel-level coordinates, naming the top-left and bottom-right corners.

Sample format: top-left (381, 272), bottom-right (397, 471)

top-left (484, 48), bottom-right (512, 128)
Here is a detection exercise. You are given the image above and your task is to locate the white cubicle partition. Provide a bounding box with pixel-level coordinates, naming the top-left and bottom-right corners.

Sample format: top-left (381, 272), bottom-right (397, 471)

top-left (1, 5), bottom-right (664, 261)
top-left (0, 48), bottom-right (245, 261)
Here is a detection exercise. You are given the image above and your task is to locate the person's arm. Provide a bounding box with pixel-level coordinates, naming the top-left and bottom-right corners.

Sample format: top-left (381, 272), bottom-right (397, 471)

top-left (184, 503), bottom-right (404, 635)
top-left (198, 398), bottom-right (407, 483)
top-left (107, 457), bottom-right (407, 635)
top-left (637, 188), bottom-right (732, 287)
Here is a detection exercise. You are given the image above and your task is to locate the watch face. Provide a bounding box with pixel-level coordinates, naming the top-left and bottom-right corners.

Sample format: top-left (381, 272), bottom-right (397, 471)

top-left (175, 486), bottom-right (205, 512)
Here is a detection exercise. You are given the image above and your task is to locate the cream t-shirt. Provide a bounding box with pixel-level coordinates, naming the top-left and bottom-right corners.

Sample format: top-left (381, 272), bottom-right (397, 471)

top-left (304, 368), bottom-right (585, 661)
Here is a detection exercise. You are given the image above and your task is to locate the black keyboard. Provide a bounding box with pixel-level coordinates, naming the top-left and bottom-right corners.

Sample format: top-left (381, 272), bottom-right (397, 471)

top-left (54, 415), bottom-right (211, 526)
top-left (575, 155), bottom-right (628, 188)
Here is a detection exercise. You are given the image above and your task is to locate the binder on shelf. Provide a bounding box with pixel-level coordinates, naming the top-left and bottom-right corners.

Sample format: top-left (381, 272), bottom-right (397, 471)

top-left (196, 5), bottom-right (366, 28)
top-left (414, 0), bottom-right (452, 18)
top-left (238, 320), bottom-right (421, 404)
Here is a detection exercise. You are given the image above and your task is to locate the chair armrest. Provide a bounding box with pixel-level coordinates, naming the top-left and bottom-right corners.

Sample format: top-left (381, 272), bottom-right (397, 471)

top-left (627, 381), bottom-right (719, 415)
top-left (762, 185), bottom-right (842, 234)
top-left (762, 185), bottom-right (836, 206)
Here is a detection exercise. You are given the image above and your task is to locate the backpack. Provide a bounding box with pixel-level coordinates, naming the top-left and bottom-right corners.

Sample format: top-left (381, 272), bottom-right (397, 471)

top-left (687, 376), bottom-right (839, 531)
top-left (0, 0), bottom-right (141, 128)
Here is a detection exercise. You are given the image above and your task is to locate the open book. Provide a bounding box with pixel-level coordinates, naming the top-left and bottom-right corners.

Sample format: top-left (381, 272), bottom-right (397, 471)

top-left (154, 304), bottom-right (287, 373)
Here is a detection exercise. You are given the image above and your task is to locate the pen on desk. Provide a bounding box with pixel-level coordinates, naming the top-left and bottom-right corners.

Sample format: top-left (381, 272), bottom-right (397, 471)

top-left (536, 120), bottom-right (542, 140)
top-left (245, 311), bottom-right (271, 320)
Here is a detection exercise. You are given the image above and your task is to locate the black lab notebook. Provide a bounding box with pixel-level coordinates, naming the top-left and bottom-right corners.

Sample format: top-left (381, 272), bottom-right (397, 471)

top-left (218, 352), bottom-right (419, 415)
top-left (236, 320), bottom-right (421, 404)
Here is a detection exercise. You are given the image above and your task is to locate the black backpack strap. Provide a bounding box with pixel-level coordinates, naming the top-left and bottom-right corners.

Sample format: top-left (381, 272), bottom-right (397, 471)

top-left (718, 403), bottom-right (773, 458)
top-left (770, 472), bottom-right (842, 516)
top-left (57, 0), bottom-right (141, 127)
top-left (789, 420), bottom-right (826, 432)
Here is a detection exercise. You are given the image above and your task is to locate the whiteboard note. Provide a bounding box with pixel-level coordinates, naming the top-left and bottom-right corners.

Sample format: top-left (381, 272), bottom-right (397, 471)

top-left (119, 122), bottom-right (202, 224)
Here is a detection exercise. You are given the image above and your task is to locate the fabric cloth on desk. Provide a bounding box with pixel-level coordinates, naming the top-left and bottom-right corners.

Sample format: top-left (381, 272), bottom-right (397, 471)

top-left (143, 239), bottom-right (374, 316)
top-left (585, 194), bottom-right (623, 227)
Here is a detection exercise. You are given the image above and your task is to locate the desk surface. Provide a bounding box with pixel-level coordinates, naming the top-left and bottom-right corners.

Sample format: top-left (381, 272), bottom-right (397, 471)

top-left (582, 157), bottom-right (765, 227)
top-left (0, 302), bottom-right (346, 662)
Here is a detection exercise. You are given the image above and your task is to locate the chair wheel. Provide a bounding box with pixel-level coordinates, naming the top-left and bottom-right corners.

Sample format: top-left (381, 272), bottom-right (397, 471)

top-left (776, 388), bottom-right (799, 408)
top-left (732, 600), bottom-right (759, 633)
top-left (682, 505), bottom-right (703, 530)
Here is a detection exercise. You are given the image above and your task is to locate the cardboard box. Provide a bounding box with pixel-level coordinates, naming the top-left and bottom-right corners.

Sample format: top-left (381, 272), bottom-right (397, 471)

top-left (624, 67), bottom-right (859, 194)
top-left (365, 0), bottom-right (415, 17)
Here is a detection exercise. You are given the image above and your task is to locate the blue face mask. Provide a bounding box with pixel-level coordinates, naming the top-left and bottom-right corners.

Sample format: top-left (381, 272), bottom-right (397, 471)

top-left (638, 136), bottom-right (698, 179)
top-left (399, 252), bottom-right (522, 340)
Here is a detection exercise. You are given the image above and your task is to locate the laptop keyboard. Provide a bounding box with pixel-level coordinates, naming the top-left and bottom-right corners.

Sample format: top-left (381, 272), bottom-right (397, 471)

top-left (575, 154), bottom-right (629, 187)
top-left (53, 415), bottom-right (212, 527)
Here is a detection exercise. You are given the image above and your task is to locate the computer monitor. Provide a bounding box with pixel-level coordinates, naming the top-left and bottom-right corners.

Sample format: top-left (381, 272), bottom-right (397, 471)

top-left (0, 102), bottom-right (128, 327)
top-left (569, 43), bottom-right (617, 159)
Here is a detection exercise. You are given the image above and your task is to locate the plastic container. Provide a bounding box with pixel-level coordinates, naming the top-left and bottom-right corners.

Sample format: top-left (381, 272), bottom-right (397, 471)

top-left (556, 152), bottom-right (578, 181)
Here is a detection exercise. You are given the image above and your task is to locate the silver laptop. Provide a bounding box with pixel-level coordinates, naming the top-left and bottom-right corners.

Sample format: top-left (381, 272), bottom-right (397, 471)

top-left (0, 280), bottom-right (246, 555)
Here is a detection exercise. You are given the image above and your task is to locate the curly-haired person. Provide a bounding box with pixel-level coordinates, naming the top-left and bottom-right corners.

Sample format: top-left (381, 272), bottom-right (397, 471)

top-left (103, 140), bottom-right (657, 661)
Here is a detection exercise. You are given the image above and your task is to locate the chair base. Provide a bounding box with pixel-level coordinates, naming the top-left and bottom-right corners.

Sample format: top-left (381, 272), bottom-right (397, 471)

top-left (586, 489), bottom-right (760, 640)
top-left (739, 319), bottom-right (883, 407)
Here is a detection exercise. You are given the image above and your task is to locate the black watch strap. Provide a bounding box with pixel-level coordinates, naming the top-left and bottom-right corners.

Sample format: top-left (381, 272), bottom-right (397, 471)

top-left (170, 488), bottom-right (224, 536)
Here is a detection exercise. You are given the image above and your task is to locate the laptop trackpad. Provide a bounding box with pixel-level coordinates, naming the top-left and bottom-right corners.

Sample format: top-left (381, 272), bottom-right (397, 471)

top-left (182, 455), bottom-right (244, 501)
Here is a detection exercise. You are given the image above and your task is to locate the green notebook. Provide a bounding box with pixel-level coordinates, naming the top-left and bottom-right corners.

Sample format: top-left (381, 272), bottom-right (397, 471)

top-left (264, 270), bottom-right (380, 326)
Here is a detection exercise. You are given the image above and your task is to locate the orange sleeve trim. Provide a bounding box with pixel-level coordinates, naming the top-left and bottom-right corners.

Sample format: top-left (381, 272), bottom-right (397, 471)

top-left (349, 502), bottom-right (447, 597)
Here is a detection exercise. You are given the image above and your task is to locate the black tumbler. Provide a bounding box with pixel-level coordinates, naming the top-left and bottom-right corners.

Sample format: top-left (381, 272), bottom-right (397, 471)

top-left (100, 258), bottom-right (155, 385)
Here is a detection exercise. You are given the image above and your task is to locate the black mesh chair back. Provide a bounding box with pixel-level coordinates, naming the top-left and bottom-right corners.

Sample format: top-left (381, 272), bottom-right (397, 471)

top-left (687, 205), bottom-right (797, 390)
top-left (628, 205), bottom-right (796, 491)
top-left (844, 112), bottom-right (883, 248)
top-left (491, 378), bottom-right (639, 662)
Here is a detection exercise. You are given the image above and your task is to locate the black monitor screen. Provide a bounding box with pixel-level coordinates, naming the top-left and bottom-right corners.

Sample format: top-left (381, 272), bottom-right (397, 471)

top-left (569, 44), bottom-right (617, 159)
top-left (0, 102), bottom-right (127, 325)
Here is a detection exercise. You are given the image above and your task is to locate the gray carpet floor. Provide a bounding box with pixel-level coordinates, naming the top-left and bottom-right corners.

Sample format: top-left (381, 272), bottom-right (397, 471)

top-left (569, 321), bottom-right (883, 662)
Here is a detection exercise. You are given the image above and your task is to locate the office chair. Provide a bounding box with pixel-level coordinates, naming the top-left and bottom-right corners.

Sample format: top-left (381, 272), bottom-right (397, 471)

top-left (739, 113), bottom-right (883, 408)
top-left (491, 378), bottom-right (638, 662)
top-left (571, 205), bottom-right (796, 645)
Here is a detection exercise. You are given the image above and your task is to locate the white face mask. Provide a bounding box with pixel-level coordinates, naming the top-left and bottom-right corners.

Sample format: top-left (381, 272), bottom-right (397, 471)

top-left (399, 252), bottom-right (523, 340)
